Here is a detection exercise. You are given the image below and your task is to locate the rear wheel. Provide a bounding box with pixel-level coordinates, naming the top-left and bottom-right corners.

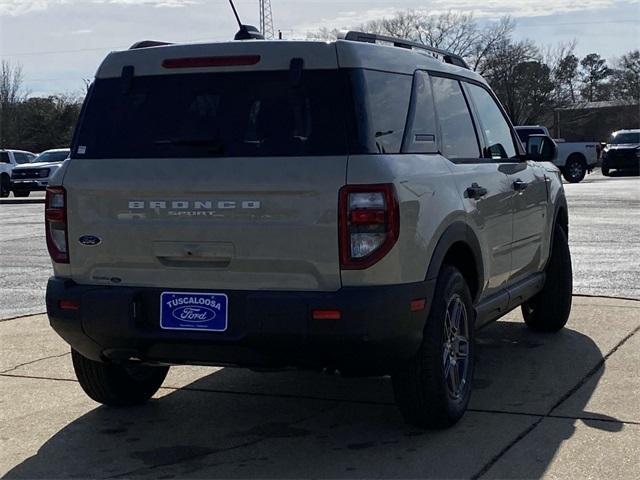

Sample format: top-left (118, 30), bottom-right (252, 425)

top-left (72, 349), bottom-right (169, 406)
top-left (521, 224), bottom-right (572, 332)
top-left (392, 265), bottom-right (475, 429)
top-left (0, 175), bottom-right (10, 198)
top-left (562, 156), bottom-right (587, 183)
top-left (601, 166), bottom-right (610, 176)
top-left (12, 189), bottom-right (30, 197)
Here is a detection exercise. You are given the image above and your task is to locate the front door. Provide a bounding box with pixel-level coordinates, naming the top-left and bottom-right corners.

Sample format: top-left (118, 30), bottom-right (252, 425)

top-left (502, 161), bottom-right (549, 280)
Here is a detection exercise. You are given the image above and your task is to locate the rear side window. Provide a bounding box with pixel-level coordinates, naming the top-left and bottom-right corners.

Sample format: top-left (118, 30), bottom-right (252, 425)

top-left (402, 71), bottom-right (438, 154)
top-left (466, 84), bottom-right (517, 159)
top-left (348, 69), bottom-right (412, 154)
top-left (431, 76), bottom-right (480, 159)
top-left (0, 152), bottom-right (9, 164)
top-left (72, 70), bottom-right (348, 158)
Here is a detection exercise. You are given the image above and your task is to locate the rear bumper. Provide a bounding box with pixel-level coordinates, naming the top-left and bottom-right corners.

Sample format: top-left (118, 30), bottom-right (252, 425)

top-left (46, 277), bottom-right (436, 374)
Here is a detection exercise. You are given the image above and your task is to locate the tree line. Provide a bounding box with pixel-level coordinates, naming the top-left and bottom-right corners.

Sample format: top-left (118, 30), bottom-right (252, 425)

top-left (309, 11), bottom-right (639, 125)
top-left (0, 60), bottom-right (83, 153)
top-left (1, 10), bottom-right (639, 152)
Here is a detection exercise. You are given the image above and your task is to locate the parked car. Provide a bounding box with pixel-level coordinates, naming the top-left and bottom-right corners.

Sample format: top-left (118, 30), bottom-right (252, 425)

top-left (46, 31), bottom-right (572, 429)
top-left (10, 148), bottom-right (70, 197)
top-left (0, 149), bottom-right (37, 197)
top-left (601, 129), bottom-right (640, 176)
top-left (515, 125), bottom-right (598, 183)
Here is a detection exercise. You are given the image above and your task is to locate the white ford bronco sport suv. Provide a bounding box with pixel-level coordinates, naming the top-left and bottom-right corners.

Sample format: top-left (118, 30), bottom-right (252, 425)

top-left (46, 31), bottom-right (572, 429)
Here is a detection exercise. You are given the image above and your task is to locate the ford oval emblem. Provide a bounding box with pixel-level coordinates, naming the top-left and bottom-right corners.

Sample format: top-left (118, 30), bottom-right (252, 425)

top-left (78, 235), bottom-right (102, 246)
top-left (171, 306), bottom-right (217, 323)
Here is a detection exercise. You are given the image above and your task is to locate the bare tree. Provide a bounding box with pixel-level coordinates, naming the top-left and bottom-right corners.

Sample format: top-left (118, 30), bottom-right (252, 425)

top-left (471, 17), bottom-right (515, 73)
top-left (0, 60), bottom-right (27, 107)
top-left (305, 27), bottom-right (341, 41)
top-left (481, 38), bottom-right (545, 124)
top-left (0, 60), bottom-right (29, 146)
top-left (544, 40), bottom-right (580, 105)
top-left (319, 10), bottom-right (513, 72)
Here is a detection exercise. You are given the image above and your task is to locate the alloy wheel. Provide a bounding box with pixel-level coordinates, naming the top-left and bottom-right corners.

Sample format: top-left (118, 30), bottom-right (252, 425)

top-left (442, 294), bottom-right (470, 399)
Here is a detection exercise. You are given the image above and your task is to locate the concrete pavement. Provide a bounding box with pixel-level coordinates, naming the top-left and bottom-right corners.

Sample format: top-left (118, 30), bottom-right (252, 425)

top-left (1, 295), bottom-right (639, 478)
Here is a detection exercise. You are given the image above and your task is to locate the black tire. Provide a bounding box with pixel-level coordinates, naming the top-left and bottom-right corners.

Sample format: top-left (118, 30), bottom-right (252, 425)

top-left (521, 224), bottom-right (572, 332)
top-left (0, 175), bottom-right (10, 198)
top-left (562, 156), bottom-right (587, 183)
top-left (601, 166), bottom-right (610, 176)
top-left (12, 189), bottom-right (30, 197)
top-left (71, 349), bottom-right (169, 407)
top-left (392, 265), bottom-right (475, 429)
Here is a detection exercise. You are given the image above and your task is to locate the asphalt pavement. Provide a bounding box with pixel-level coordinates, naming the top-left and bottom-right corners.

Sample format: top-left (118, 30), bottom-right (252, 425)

top-left (1, 171), bottom-right (638, 320)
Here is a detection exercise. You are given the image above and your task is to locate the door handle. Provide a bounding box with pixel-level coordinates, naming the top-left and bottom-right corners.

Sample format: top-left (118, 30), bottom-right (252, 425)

top-left (466, 183), bottom-right (488, 200)
top-left (513, 179), bottom-right (529, 191)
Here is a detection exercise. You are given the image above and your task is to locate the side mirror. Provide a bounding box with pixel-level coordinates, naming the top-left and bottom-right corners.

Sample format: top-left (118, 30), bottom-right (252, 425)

top-left (527, 135), bottom-right (557, 162)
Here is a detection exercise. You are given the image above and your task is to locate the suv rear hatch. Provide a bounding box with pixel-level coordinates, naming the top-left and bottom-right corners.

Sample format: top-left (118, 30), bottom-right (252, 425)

top-left (63, 42), bottom-right (348, 291)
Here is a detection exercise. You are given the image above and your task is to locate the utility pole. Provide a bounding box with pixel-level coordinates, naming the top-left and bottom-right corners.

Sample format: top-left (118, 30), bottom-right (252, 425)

top-left (259, 0), bottom-right (275, 39)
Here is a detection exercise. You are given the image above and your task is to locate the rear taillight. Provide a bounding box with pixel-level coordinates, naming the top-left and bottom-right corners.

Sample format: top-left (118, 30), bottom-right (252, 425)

top-left (45, 187), bottom-right (69, 263)
top-left (339, 184), bottom-right (399, 270)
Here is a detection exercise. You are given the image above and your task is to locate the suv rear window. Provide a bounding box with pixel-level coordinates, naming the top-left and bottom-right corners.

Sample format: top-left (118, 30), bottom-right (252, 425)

top-left (72, 70), bottom-right (349, 158)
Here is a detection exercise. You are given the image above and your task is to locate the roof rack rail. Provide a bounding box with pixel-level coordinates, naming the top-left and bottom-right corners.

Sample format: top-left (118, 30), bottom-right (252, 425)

top-left (129, 40), bottom-right (174, 50)
top-left (339, 31), bottom-right (469, 70)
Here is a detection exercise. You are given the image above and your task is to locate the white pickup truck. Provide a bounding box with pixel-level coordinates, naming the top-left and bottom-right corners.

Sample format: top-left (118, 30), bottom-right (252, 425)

top-left (0, 149), bottom-right (37, 197)
top-left (515, 126), bottom-right (599, 183)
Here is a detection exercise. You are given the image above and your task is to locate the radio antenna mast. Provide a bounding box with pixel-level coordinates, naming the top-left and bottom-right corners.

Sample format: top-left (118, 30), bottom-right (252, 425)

top-left (227, 0), bottom-right (264, 40)
top-left (228, 0), bottom-right (243, 29)
top-left (259, 0), bottom-right (275, 40)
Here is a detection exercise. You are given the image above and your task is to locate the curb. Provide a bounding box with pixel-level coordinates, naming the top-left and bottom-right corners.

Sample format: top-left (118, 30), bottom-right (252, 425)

top-left (0, 198), bottom-right (45, 205)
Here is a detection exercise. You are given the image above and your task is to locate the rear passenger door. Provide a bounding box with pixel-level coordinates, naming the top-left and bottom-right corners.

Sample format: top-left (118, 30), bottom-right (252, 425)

top-left (463, 82), bottom-right (549, 283)
top-left (429, 74), bottom-right (513, 298)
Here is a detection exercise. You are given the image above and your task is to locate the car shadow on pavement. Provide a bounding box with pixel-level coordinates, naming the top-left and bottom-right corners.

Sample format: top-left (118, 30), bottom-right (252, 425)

top-left (4, 321), bottom-right (624, 479)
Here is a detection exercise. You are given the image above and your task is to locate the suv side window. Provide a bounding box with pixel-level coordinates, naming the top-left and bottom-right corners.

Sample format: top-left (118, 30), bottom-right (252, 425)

top-left (402, 71), bottom-right (438, 154)
top-left (349, 69), bottom-right (412, 154)
top-left (0, 152), bottom-right (10, 164)
top-left (430, 76), bottom-right (480, 160)
top-left (465, 83), bottom-right (517, 160)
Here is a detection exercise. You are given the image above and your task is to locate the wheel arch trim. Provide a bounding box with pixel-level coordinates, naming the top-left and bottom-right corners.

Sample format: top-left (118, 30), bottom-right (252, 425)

top-left (425, 221), bottom-right (484, 303)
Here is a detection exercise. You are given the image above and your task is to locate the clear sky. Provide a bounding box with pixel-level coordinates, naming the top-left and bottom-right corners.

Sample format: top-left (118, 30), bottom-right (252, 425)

top-left (1, 0), bottom-right (639, 96)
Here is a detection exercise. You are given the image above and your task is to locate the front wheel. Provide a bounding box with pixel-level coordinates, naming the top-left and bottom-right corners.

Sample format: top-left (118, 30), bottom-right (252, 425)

top-left (0, 175), bottom-right (10, 198)
top-left (601, 166), bottom-right (610, 176)
top-left (562, 157), bottom-right (587, 183)
top-left (521, 224), bottom-right (572, 332)
top-left (12, 189), bottom-right (30, 197)
top-left (392, 265), bottom-right (475, 429)
top-left (72, 349), bottom-right (169, 406)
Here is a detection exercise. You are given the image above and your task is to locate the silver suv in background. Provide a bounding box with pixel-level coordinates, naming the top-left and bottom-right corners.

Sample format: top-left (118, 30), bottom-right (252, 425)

top-left (10, 148), bottom-right (70, 197)
top-left (0, 149), bottom-right (37, 197)
top-left (45, 32), bottom-right (572, 429)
